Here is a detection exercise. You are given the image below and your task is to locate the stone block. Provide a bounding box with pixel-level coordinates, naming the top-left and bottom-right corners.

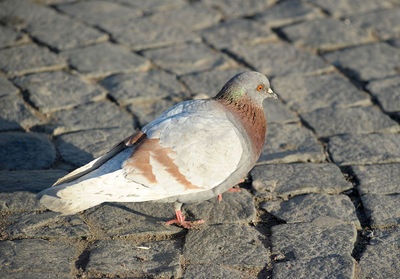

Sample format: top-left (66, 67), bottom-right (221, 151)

top-left (0, 75), bottom-right (18, 97)
top-left (203, 0), bottom-right (276, 18)
top-left (307, 0), bottom-right (391, 17)
top-left (329, 133), bottom-right (400, 165)
top-left (272, 73), bottom-right (371, 113)
top-left (14, 71), bottom-right (105, 113)
top-left (259, 123), bottom-right (325, 164)
top-left (183, 264), bottom-right (254, 279)
top-left (0, 132), bottom-right (56, 170)
top-left (61, 42), bottom-right (150, 77)
top-left (367, 76), bottom-right (400, 113)
top-left (251, 163), bottom-right (351, 199)
top-left (0, 25), bottom-right (27, 48)
top-left (115, 0), bottom-right (185, 11)
top-left (361, 194), bottom-right (400, 227)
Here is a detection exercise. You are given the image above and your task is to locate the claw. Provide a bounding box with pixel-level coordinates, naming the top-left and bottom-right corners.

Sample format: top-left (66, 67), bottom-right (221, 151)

top-left (165, 209), bottom-right (204, 229)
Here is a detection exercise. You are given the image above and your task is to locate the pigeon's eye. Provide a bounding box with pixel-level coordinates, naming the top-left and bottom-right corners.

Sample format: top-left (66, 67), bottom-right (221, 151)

top-left (257, 85), bottom-right (263, 92)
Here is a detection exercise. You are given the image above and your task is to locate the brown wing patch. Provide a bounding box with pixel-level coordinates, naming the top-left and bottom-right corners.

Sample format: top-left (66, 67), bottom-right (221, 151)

top-left (124, 136), bottom-right (202, 190)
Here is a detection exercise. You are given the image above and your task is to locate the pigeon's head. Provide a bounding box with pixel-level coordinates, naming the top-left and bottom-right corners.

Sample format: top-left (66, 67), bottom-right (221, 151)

top-left (215, 71), bottom-right (278, 106)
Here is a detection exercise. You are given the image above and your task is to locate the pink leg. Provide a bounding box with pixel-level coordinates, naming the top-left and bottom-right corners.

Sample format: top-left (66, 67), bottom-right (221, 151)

top-left (217, 179), bottom-right (244, 202)
top-left (165, 209), bottom-right (204, 229)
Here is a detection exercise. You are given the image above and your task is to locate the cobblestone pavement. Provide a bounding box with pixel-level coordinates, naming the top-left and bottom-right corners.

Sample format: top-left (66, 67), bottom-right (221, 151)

top-left (0, 0), bottom-right (399, 278)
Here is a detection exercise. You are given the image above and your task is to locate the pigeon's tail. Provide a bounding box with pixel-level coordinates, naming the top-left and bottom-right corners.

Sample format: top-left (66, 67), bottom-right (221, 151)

top-left (37, 185), bottom-right (104, 215)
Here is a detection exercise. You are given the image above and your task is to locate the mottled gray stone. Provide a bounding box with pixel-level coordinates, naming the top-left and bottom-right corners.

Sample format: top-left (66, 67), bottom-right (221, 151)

top-left (329, 133), bottom-right (400, 165)
top-left (272, 73), bottom-right (371, 113)
top-left (256, 0), bottom-right (323, 27)
top-left (229, 43), bottom-right (332, 77)
top-left (0, 239), bottom-right (75, 273)
top-left (281, 18), bottom-right (371, 51)
top-left (127, 98), bottom-right (178, 127)
top-left (143, 42), bottom-right (235, 75)
top-left (259, 123), bottom-right (325, 164)
top-left (0, 169), bottom-right (67, 211)
top-left (273, 255), bottom-right (356, 279)
top-left (324, 42), bottom-right (400, 81)
top-left (200, 19), bottom-right (277, 49)
top-left (115, 0), bottom-right (185, 11)
top-left (0, 25), bottom-right (27, 48)
top-left (86, 239), bottom-right (181, 277)
top-left (251, 163), bottom-right (351, 199)
top-left (0, 75), bottom-right (17, 97)
top-left (352, 164), bottom-right (400, 195)
top-left (308, 0), bottom-right (392, 16)
top-left (184, 190), bottom-right (256, 225)
top-left (301, 106), bottom-right (400, 137)
top-left (203, 0), bottom-right (276, 18)
top-left (367, 76), bottom-right (400, 113)
top-left (184, 264), bottom-right (254, 279)
top-left (271, 221), bottom-right (357, 260)
top-left (4, 211), bottom-right (90, 238)
top-left (100, 70), bottom-right (186, 105)
top-left (56, 128), bottom-right (133, 166)
top-left (0, 94), bottom-right (40, 131)
top-left (13, 71), bottom-right (105, 113)
top-left (61, 42), bottom-right (150, 77)
top-left (179, 68), bottom-right (249, 97)
top-left (184, 224), bottom-right (270, 268)
top-left (348, 8), bottom-right (400, 40)
top-left (108, 3), bottom-right (219, 50)
top-left (264, 100), bottom-right (299, 124)
top-left (361, 194), bottom-right (400, 228)
top-left (0, 132), bottom-right (56, 170)
top-left (261, 193), bottom-right (360, 227)
top-left (0, 272), bottom-right (72, 279)
top-left (83, 202), bottom-right (181, 237)
top-left (56, 0), bottom-right (142, 31)
top-left (47, 101), bottom-right (135, 135)
top-left (360, 228), bottom-right (400, 279)
top-left (25, 9), bottom-right (107, 51)
top-left (0, 43), bottom-right (66, 76)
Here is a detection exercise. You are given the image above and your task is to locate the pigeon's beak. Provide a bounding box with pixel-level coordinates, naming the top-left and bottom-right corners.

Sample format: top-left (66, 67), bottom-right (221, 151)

top-left (268, 88), bottom-right (279, 100)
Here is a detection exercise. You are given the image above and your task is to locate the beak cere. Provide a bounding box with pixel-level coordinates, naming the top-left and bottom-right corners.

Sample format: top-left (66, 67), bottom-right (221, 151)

top-left (268, 88), bottom-right (278, 99)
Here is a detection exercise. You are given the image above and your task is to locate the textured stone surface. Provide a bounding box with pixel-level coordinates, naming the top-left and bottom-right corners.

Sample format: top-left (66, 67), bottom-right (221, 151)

top-left (307, 0), bottom-right (391, 16)
top-left (359, 228), bottom-right (400, 279)
top-left (264, 101), bottom-right (299, 124)
top-left (0, 26), bottom-right (27, 48)
top-left (83, 202), bottom-right (181, 238)
top-left (329, 133), bottom-right (400, 165)
top-left (256, 0), bottom-right (322, 27)
top-left (56, 128), bottom-right (133, 166)
top-left (272, 73), bottom-right (371, 113)
top-left (143, 42), bottom-right (235, 75)
top-left (259, 123), bottom-right (325, 164)
top-left (349, 8), bottom-right (400, 40)
top-left (0, 94), bottom-right (40, 131)
top-left (183, 264), bottom-right (253, 279)
top-left (272, 255), bottom-right (356, 279)
top-left (0, 75), bottom-right (18, 97)
top-left (61, 42), bottom-right (150, 77)
top-left (115, 0), bottom-right (185, 11)
top-left (0, 271), bottom-right (72, 279)
top-left (367, 76), bottom-right (400, 113)
top-left (4, 211), bottom-right (90, 238)
top-left (282, 18), bottom-right (370, 51)
top-left (184, 190), bottom-right (256, 225)
top-left (14, 71), bottom-right (105, 113)
top-left (107, 3), bottom-right (219, 50)
top-left (324, 42), bottom-right (400, 81)
top-left (200, 19), bottom-right (276, 49)
top-left (352, 164), bottom-right (400, 195)
top-left (0, 132), bottom-right (56, 170)
top-left (361, 194), bottom-right (400, 227)
top-left (184, 224), bottom-right (269, 267)
top-left (229, 42), bottom-right (332, 77)
top-left (47, 101), bottom-right (135, 135)
top-left (100, 70), bottom-right (186, 105)
top-left (271, 221), bottom-right (357, 260)
top-left (203, 0), bottom-right (275, 18)
top-left (0, 239), bottom-right (75, 273)
top-left (261, 193), bottom-right (360, 227)
top-left (301, 106), bottom-right (400, 137)
top-left (86, 239), bottom-right (181, 277)
top-left (0, 43), bottom-right (66, 76)
top-left (251, 163), bottom-right (351, 199)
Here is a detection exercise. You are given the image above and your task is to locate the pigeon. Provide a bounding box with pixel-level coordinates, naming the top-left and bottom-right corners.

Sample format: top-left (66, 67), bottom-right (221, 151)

top-left (38, 71), bottom-right (278, 228)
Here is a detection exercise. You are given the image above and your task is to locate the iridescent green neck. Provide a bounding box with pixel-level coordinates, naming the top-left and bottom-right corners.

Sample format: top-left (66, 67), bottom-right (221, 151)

top-left (214, 86), bottom-right (245, 103)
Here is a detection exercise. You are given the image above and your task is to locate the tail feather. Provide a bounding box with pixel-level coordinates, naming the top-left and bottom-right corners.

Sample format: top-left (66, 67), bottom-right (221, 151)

top-left (37, 185), bottom-right (104, 215)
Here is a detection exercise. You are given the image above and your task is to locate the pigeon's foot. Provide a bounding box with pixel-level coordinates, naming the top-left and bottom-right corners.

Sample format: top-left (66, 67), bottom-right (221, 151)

top-left (218, 186), bottom-right (242, 202)
top-left (165, 209), bottom-right (204, 229)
